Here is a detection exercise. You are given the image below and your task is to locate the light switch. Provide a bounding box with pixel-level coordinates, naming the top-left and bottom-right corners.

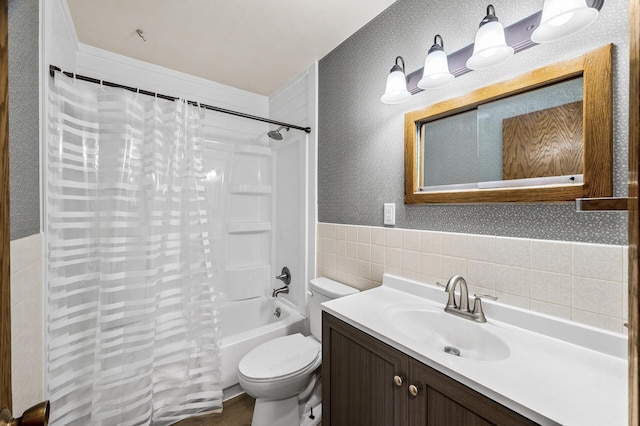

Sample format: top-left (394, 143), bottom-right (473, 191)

top-left (383, 203), bottom-right (396, 226)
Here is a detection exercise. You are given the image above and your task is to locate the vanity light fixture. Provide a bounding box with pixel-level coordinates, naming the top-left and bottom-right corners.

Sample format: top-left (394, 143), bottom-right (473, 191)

top-left (417, 35), bottom-right (455, 89)
top-left (466, 5), bottom-right (514, 71)
top-left (531, 0), bottom-right (599, 44)
top-left (381, 56), bottom-right (412, 104)
top-left (378, 1), bottom-right (604, 104)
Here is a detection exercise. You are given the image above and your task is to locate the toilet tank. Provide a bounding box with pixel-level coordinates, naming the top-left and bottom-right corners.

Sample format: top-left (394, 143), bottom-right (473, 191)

top-left (309, 277), bottom-right (359, 341)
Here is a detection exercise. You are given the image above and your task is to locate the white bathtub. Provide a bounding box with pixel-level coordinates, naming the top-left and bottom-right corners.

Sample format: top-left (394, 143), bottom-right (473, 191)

top-left (219, 296), bottom-right (305, 389)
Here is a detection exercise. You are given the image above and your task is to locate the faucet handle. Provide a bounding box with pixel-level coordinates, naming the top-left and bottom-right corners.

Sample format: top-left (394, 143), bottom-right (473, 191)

top-left (275, 266), bottom-right (291, 285)
top-left (471, 294), bottom-right (497, 323)
top-left (474, 294), bottom-right (498, 301)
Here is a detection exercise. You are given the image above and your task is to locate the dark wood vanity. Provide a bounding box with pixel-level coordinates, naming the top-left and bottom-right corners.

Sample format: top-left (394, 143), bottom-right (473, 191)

top-left (322, 312), bottom-right (538, 426)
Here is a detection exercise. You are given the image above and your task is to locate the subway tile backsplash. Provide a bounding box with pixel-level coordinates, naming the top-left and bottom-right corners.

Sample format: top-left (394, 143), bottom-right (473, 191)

top-left (317, 223), bottom-right (628, 334)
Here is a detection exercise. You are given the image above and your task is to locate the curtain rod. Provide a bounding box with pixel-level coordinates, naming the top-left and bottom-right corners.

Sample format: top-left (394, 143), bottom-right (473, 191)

top-left (49, 65), bottom-right (312, 134)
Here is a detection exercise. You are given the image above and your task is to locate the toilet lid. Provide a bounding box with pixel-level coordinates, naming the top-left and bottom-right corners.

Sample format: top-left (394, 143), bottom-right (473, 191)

top-left (239, 334), bottom-right (320, 380)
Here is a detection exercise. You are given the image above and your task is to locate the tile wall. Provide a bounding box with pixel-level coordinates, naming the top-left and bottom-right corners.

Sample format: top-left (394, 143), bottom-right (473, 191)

top-left (317, 223), bottom-right (628, 334)
top-left (10, 233), bottom-right (43, 415)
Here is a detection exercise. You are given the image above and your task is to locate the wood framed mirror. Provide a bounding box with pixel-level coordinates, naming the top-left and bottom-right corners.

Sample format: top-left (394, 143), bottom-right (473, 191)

top-left (404, 44), bottom-right (613, 204)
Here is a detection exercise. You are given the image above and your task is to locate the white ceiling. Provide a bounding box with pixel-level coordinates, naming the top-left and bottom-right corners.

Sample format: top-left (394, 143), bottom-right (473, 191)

top-left (65, 0), bottom-right (399, 96)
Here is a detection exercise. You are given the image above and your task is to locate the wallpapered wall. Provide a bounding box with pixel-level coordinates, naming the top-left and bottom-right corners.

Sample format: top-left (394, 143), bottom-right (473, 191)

top-left (9, 0), bottom-right (40, 240)
top-left (318, 0), bottom-right (630, 245)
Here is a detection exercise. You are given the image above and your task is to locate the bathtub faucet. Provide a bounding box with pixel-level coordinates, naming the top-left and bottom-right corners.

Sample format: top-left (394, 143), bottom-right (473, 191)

top-left (273, 266), bottom-right (291, 297)
top-left (275, 266), bottom-right (291, 285)
top-left (272, 285), bottom-right (290, 297)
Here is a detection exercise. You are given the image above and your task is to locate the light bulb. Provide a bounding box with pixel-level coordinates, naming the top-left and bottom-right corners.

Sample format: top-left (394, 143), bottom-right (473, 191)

top-left (381, 56), bottom-right (411, 104)
top-left (418, 35), bottom-right (455, 89)
top-left (531, 0), bottom-right (598, 43)
top-left (466, 5), bottom-right (514, 71)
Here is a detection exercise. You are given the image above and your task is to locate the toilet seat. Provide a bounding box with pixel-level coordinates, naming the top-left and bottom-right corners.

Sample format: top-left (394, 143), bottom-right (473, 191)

top-left (238, 334), bottom-right (320, 382)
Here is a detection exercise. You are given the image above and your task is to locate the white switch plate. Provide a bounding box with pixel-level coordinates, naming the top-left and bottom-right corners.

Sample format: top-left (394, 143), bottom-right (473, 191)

top-left (383, 203), bottom-right (395, 226)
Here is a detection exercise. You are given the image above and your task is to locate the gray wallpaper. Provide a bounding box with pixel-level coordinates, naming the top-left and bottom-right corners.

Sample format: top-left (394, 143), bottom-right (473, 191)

top-left (318, 0), bottom-right (630, 245)
top-left (8, 0), bottom-right (40, 240)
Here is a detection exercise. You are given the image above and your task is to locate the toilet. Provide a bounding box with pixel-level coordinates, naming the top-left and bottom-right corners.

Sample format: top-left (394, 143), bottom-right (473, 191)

top-left (238, 277), bottom-right (358, 426)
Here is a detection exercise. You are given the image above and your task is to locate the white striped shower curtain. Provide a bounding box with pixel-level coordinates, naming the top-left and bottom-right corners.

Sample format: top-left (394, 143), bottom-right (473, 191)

top-left (46, 73), bottom-right (222, 425)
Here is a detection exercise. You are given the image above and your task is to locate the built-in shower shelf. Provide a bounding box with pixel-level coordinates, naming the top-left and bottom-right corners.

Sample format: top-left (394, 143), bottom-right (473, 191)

top-left (225, 264), bottom-right (270, 273)
top-left (227, 222), bottom-right (271, 234)
top-left (234, 145), bottom-right (272, 157)
top-left (202, 140), bottom-right (272, 157)
top-left (229, 184), bottom-right (272, 195)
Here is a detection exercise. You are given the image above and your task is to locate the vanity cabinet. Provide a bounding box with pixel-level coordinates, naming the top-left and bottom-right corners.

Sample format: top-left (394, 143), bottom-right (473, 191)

top-left (321, 311), bottom-right (409, 425)
top-left (322, 312), bottom-right (537, 426)
top-left (407, 359), bottom-right (536, 425)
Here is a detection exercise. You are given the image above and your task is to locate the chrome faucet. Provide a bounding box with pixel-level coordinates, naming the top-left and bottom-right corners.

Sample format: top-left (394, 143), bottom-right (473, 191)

top-left (272, 286), bottom-right (289, 297)
top-left (441, 275), bottom-right (497, 323)
top-left (444, 275), bottom-right (470, 312)
top-left (273, 266), bottom-right (291, 297)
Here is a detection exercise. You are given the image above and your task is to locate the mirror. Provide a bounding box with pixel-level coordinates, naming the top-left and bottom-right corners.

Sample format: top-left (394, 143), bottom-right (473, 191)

top-left (404, 44), bottom-right (612, 204)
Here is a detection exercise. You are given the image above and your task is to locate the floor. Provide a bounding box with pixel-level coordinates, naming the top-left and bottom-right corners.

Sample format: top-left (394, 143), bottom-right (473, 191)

top-left (174, 393), bottom-right (322, 426)
top-left (174, 394), bottom-right (255, 426)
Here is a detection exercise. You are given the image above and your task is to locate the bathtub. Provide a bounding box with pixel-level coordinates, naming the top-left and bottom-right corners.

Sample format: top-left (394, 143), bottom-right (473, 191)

top-left (219, 296), bottom-right (305, 389)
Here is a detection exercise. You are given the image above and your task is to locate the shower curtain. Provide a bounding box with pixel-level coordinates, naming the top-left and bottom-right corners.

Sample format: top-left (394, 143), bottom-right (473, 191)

top-left (46, 74), bottom-right (222, 425)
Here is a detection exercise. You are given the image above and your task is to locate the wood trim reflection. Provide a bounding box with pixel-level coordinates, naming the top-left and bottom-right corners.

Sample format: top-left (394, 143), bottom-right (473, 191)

top-left (576, 197), bottom-right (629, 212)
top-left (502, 102), bottom-right (583, 180)
top-left (0, 0), bottom-right (11, 412)
top-left (629, 0), bottom-right (640, 423)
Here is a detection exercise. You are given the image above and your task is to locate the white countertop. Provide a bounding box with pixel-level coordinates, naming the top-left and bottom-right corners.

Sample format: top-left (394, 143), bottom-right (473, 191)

top-left (322, 274), bottom-right (628, 426)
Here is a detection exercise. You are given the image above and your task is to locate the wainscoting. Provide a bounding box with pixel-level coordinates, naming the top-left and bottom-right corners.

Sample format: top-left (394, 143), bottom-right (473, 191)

top-left (317, 223), bottom-right (628, 333)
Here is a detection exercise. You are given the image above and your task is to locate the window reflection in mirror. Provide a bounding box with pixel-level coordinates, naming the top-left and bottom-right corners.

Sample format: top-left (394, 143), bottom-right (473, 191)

top-left (420, 78), bottom-right (584, 192)
top-left (421, 110), bottom-right (478, 190)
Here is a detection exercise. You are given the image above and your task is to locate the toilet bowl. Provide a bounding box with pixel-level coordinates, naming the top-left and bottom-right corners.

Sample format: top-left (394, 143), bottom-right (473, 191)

top-left (237, 277), bottom-right (358, 426)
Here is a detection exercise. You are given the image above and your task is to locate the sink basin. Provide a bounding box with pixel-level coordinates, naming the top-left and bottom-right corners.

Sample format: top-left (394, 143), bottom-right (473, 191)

top-left (386, 307), bottom-right (511, 362)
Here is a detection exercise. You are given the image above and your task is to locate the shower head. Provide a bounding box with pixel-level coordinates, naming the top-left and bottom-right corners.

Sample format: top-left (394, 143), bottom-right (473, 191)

top-left (267, 126), bottom-right (289, 141)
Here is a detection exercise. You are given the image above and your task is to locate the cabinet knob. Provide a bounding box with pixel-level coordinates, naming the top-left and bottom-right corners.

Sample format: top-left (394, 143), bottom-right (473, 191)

top-left (393, 375), bottom-right (403, 387)
top-left (409, 384), bottom-right (419, 397)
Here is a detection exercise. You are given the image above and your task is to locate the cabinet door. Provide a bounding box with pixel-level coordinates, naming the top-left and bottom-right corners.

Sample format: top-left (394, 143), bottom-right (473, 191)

top-left (322, 312), bottom-right (409, 426)
top-left (408, 360), bottom-right (538, 426)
